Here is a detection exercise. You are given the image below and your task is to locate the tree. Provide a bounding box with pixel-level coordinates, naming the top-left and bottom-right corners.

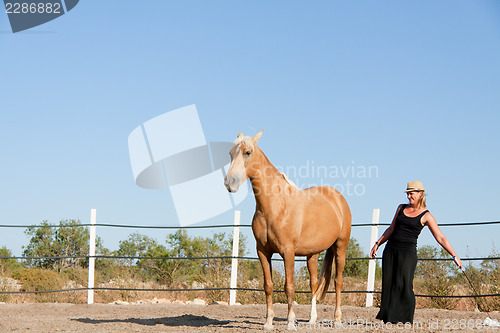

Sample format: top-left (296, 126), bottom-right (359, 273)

top-left (114, 230), bottom-right (256, 291)
top-left (315, 238), bottom-right (369, 278)
top-left (115, 232), bottom-right (160, 266)
top-left (23, 219), bottom-right (104, 271)
top-left (162, 230), bottom-right (233, 285)
top-left (343, 238), bottom-right (369, 278)
top-left (0, 246), bottom-right (22, 274)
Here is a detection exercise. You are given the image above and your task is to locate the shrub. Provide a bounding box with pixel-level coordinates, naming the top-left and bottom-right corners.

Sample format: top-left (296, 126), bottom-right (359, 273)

top-left (479, 252), bottom-right (500, 311)
top-left (0, 246), bottom-right (22, 274)
top-left (415, 245), bottom-right (456, 309)
top-left (461, 249), bottom-right (500, 312)
top-left (12, 268), bottom-right (64, 302)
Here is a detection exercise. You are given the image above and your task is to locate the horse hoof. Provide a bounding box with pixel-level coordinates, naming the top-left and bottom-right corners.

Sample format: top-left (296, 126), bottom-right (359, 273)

top-left (263, 323), bottom-right (274, 330)
top-left (287, 322), bottom-right (297, 331)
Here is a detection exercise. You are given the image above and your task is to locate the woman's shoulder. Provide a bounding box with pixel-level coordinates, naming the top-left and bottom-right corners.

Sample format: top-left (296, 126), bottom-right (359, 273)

top-left (397, 203), bottom-right (409, 211)
top-left (421, 210), bottom-right (434, 226)
top-left (394, 204), bottom-right (405, 215)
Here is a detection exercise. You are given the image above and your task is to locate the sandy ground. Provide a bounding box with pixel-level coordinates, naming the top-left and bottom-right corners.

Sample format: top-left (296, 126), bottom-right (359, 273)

top-left (0, 303), bottom-right (498, 332)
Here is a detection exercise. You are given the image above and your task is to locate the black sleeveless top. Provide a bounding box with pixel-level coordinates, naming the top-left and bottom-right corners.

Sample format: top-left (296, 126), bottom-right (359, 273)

top-left (387, 204), bottom-right (428, 253)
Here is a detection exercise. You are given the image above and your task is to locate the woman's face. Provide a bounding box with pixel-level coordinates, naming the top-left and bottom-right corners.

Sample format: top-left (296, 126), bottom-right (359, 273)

top-left (407, 190), bottom-right (423, 206)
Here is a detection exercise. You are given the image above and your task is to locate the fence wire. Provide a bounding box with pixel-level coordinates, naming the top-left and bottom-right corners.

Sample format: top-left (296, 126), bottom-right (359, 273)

top-left (2, 255), bottom-right (499, 262)
top-left (1, 286), bottom-right (500, 298)
top-left (1, 220), bottom-right (499, 229)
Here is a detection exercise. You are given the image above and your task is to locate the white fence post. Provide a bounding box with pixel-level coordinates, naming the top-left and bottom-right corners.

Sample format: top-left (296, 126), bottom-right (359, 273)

top-left (229, 210), bottom-right (241, 305)
top-left (88, 208), bottom-right (96, 304)
top-left (366, 208), bottom-right (380, 307)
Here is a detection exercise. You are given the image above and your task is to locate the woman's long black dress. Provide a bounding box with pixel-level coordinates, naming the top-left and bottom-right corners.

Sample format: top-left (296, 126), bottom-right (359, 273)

top-left (376, 204), bottom-right (428, 324)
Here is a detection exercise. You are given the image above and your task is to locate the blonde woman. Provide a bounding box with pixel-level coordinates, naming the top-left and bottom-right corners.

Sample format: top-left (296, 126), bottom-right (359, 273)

top-left (370, 181), bottom-right (463, 324)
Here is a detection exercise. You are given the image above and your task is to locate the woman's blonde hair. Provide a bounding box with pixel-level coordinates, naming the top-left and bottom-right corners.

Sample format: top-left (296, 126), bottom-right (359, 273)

top-left (416, 191), bottom-right (426, 208)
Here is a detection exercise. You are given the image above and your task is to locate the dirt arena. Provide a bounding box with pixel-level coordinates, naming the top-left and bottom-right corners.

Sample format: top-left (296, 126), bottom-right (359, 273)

top-left (0, 302), bottom-right (497, 332)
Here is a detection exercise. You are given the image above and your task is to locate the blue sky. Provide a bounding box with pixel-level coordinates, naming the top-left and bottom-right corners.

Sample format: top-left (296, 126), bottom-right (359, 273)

top-left (1, 1), bottom-right (499, 260)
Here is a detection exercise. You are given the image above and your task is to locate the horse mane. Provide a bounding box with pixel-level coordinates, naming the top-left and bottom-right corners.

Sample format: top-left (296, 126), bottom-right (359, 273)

top-left (233, 135), bottom-right (253, 147)
top-left (281, 173), bottom-right (300, 190)
top-left (233, 136), bottom-right (300, 191)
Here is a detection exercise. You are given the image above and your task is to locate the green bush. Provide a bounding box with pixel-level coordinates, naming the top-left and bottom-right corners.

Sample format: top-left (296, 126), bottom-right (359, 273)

top-left (0, 246), bottom-right (22, 274)
top-left (12, 268), bottom-right (64, 302)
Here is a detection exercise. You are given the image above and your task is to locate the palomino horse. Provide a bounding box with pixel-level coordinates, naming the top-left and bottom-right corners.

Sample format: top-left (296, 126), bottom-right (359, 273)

top-left (224, 131), bottom-right (351, 330)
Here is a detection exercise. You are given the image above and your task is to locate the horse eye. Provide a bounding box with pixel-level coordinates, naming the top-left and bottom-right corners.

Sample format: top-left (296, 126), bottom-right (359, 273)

top-left (244, 151), bottom-right (251, 156)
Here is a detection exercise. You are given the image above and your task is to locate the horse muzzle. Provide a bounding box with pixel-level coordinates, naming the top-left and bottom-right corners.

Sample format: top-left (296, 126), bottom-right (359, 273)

top-left (224, 176), bottom-right (240, 193)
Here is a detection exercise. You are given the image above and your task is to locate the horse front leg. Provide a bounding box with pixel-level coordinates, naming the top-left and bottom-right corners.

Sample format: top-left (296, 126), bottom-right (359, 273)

top-left (257, 247), bottom-right (274, 330)
top-left (283, 249), bottom-right (296, 331)
top-left (306, 254), bottom-right (319, 324)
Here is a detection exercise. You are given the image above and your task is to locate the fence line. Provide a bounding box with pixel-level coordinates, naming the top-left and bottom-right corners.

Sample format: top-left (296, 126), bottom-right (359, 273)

top-left (1, 220), bottom-right (499, 229)
top-left (3, 255), bottom-right (499, 262)
top-left (2, 286), bottom-right (500, 298)
top-left (1, 209), bottom-right (499, 303)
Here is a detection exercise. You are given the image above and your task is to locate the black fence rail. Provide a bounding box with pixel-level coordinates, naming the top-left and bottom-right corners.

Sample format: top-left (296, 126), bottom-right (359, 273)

top-left (1, 220), bottom-right (499, 229)
top-left (1, 286), bottom-right (500, 298)
top-left (2, 255), bottom-right (500, 262)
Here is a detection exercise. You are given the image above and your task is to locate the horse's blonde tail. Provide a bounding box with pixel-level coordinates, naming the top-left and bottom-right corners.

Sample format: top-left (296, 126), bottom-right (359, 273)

top-left (314, 246), bottom-right (335, 302)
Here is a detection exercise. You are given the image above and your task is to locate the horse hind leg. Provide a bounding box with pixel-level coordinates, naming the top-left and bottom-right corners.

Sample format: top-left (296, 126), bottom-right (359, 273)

top-left (306, 254), bottom-right (319, 324)
top-left (283, 249), bottom-right (297, 330)
top-left (257, 247), bottom-right (274, 330)
top-left (332, 239), bottom-right (348, 323)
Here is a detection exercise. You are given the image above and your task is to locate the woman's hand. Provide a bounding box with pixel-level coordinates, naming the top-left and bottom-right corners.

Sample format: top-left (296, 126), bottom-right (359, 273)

top-left (454, 256), bottom-right (463, 270)
top-left (370, 244), bottom-right (378, 258)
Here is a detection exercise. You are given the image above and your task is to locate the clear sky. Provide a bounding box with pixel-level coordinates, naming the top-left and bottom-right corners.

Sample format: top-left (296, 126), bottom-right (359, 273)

top-left (1, 1), bottom-right (499, 260)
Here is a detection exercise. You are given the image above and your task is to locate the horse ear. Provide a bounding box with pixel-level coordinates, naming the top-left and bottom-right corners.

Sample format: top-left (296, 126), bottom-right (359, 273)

top-left (252, 130), bottom-right (264, 144)
top-left (237, 131), bottom-right (243, 139)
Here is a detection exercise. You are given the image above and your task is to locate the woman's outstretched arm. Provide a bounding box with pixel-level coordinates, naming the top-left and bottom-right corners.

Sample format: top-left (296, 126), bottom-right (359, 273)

top-left (424, 213), bottom-right (463, 269)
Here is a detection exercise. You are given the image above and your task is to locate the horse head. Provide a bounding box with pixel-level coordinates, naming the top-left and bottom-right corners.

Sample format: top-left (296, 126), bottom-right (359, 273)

top-left (224, 130), bottom-right (263, 193)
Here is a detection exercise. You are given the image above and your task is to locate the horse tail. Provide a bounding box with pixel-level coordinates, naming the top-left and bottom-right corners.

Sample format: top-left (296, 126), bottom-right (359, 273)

top-left (314, 246), bottom-right (335, 302)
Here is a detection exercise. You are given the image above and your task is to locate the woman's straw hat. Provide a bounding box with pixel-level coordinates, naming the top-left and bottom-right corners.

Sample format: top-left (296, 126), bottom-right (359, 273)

top-left (404, 181), bottom-right (425, 193)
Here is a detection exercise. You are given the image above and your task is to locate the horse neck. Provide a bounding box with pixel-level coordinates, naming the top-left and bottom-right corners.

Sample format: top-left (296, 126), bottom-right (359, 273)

top-left (249, 146), bottom-right (290, 212)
